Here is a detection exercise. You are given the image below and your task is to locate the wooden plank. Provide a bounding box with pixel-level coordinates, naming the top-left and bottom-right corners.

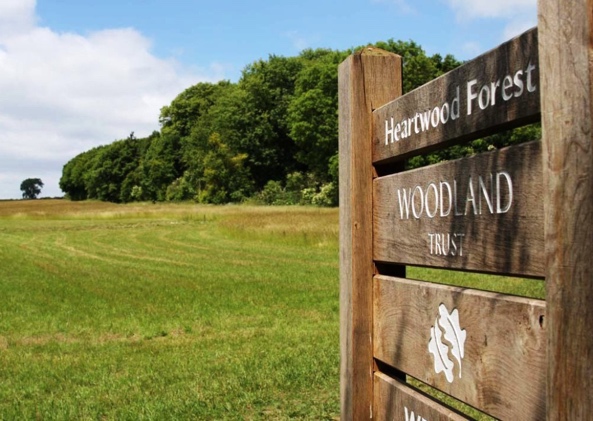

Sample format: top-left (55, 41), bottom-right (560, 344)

top-left (374, 372), bottom-right (469, 421)
top-left (373, 28), bottom-right (539, 165)
top-left (539, 0), bottom-right (593, 418)
top-left (374, 141), bottom-right (544, 277)
top-left (374, 275), bottom-right (546, 420)
top-left (339, 47), bottom-right (402, 420)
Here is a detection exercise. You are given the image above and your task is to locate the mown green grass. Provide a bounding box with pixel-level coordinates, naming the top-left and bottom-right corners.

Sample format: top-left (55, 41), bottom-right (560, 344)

top-left (0, 201), bottom-right (339, 420)
top-left (0, 200), bottom-right (543, 419)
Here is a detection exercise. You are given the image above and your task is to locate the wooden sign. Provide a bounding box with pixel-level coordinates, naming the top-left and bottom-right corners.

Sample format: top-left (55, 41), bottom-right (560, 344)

top-left (374, 275), bottom-right (546, 420)
top-left (374, 141), bottom-right (544, 277)
top-left (372, 28), bottom-right (539, 165)
top-left (539, 0), bottom-right (593, 418)
top-left (374, 373), bottom-right (469, 421)
top-left (340, 2), bottom-right (593, 418)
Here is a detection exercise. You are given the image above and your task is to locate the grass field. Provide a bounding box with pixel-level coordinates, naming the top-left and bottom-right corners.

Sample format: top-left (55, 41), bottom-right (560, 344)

top-left (0, 200), bottom-right (544, 420)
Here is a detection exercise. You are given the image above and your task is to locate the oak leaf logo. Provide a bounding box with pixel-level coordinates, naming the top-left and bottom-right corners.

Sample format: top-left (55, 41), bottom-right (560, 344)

top-left (428, 303), bottom-right (466, 383)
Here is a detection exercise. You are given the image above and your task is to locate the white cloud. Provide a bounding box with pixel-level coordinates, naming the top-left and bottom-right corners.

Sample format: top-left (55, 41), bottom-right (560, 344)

top-left (444, 0), bottom-right (535, 20)
top-left (443, 0), bottom-right (536, 45)
top-left (0, 0), bottom-right (222, 199)
top-left (0, 0), bottom-right (36, 38)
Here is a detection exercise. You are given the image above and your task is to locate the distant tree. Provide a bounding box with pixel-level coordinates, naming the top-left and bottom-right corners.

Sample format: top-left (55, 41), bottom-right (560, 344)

top-left (20, 178), bottom-right (44, 199)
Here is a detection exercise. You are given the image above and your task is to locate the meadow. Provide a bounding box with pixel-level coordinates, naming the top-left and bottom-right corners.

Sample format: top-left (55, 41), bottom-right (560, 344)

top-left (0, 200), bottom-right (544, 420)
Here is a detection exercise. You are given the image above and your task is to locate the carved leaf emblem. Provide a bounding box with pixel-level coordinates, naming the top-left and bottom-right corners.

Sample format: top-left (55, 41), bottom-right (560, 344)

top-left (428, 303), bottom-right (466, 383)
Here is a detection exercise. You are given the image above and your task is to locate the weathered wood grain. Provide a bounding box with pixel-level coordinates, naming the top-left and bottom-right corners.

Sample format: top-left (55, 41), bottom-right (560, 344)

top-left (374, 372), bottom-right (469, 421)
top-left (374, 275), bottom-right (546, 420)
top-left (339, 48), bottom-right (402, 420)
top-left (539, 0), bottom-right (593, 418)
top-left (374, 141), bottom-right (544, 277)
top-left (373, 28), bottom-right (539, 166)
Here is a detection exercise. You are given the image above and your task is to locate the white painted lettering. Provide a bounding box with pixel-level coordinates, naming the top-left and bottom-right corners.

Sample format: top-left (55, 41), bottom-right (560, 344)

top-left (430, 106), bottom-right (440, 128)
top-left (526, 61), bottom-right (537, 92)
top-left (425, 183), bottom-right (439, 218)
top-left (401, 119), bottom-right (408, 139)
top-left (490, 80), bottom-right (501, 106)
top-left (467, 79), bottom-right (478, 115)
top-left (496, 171), bottom-right (513, 213)
top-left (411, 185), bottom-right (424, 219)
top-left (384, 64), bottom-right (538, 149)
top-left (427, 232), bottom-right (465, 257)
top-left (419, 110), bottom-right (431, 131)
top-left (513, 69), bottom-right (524, 97)
top-left (478, 174), bottom-right (494, 215)
top-left (404, 406), bottom-right (427, 421)
top-left (439, 181), bottom-right (452, 217)
top-left (455, 233), bottom-right (465, 256)
top-left (502, 75), bottom-right (514, 101)
top-left (428, 233), bottom-right (435, 255)
top-left (435, 233), bottom-right (442, 255)
top-left (440, 102), bottom-right (450, 124)
top-left (451, 86), bottom-right (460, 120)
top-left (465, 177), bottom-right (478, 215)
top-left (397, 188), bottom-right (412, 219)
top-left (385, 117), bottom-right (394, 145)
top-left (478, 84), bottom-right (490, 110)
top-left (397, 171), bottom-right (514, 220)
top-left (442, 233), bottom-right (451, 255)
top-left (451, 235), bottom-right (458, 256)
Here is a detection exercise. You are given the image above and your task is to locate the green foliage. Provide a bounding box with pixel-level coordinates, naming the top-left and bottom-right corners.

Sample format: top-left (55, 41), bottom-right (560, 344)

top-left (19, 178), bottom-right (44, 199)
top-left (140, 132), bottom-right (180, 202)
top-left (287, 50), bottom-right (347, 179)
top-left (60, 151), bottom-right (91, 200)
top-left (197, 133), bottom-right (252, 204)
top-left (165, 172), bottom-right (196, 202)
top-left (311, 182), bottom-right (338, 207)
top-left (407, 123), bottom-right (541, 170)
top-left (372, 39), bottom-right (461, 93)
top-left (254, 171), bottom-right (339, 207)
top-left (257, 180), bottom-right (288, 205)
top-left (233, 55), bottom-right (304, 188)
top-left (59, 37), bottom-right (531, 207)
top-left (159, 81), bottom-right (233, 139)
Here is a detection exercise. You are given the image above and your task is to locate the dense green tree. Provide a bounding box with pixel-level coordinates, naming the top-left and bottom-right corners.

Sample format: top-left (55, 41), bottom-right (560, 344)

top-left (20, 178), bottom-right (44, 199)
top-left (197, 133), bottom-right (252, 204)
top-left (233, 55), bottom-right (305, 187)
top-left (141, 132), bottom-right (180, 201)
top-left (118, 133), bottom-right (154, 202)
top-left (373, 39), bottom-right (461, 92)
top-left (60, 150), bottom-right (93, 200)
top-left (160, 81), bottom-right (233, 139)
top-left (287, 49), bottom-right (346, 180)
top-left (58, 38), bottom-right (479, 207)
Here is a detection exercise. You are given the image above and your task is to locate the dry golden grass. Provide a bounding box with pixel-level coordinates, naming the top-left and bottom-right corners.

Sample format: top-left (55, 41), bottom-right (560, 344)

top-left (219, 207), bottom-right (339, 247)
top-left (0, 199), bottom-right (119, 217)
top-left (0, 200), bottom-right (339, 244)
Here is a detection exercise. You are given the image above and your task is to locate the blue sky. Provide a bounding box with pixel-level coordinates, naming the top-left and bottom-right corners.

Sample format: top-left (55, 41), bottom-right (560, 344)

top-left (0, 0), bottom-right (536, 199)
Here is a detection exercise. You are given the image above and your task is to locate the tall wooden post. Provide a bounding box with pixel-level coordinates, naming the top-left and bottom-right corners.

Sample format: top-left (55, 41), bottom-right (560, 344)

top-left (539, 0), bottom-right (593, 418)
top-left (339, 49), bottom-right (402, 420)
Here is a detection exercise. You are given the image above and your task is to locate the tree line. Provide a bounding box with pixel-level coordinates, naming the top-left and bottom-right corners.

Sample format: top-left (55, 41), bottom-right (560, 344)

top-left (59, 40), bottom-right (539, 206)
